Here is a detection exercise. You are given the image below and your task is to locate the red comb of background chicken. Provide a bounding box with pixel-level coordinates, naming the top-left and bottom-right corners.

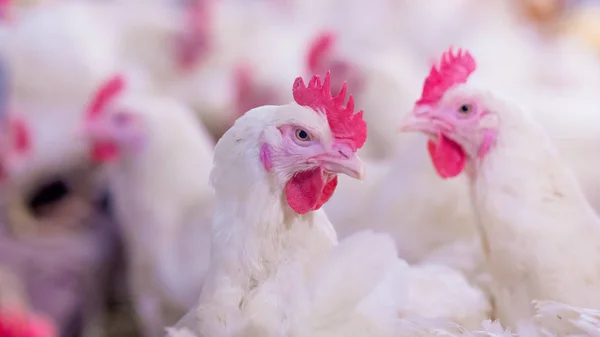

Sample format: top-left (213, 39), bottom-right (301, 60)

top-left (417, 47), bottom-right (476, 106)
top-left (0, 0), bottom-right (10, 21)
top-left (9, 116), bottom-right (31, 154)
top-left (176, 0), bottom-right (212, 70)
top-left (85, 75), bottom-right (125, 162)
top-left (0, 309), bottom-right (57, 337)
top-left (293, 71), bottom-right (367, 151)
top-left (307, 32), bottom-right (335, 74)
top-left (86, 75), bottom-right (125, 121)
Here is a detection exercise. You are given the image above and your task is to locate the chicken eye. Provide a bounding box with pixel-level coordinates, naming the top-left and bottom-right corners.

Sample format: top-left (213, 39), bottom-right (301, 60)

top-left (295, 129), bottom-right (311, 141)
top-left (458, 104), bottom-right (472, 114)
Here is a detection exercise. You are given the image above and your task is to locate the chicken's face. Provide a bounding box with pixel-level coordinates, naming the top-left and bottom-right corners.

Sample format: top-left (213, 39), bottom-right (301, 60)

top-left (260, 116), bottom-right (364, 215)
top-left (398, 87), bottom-right (499, 179)
top-left (81, 75), bottom-right (146, 164)
top-left (83, 110), bottom-right (146, 163)
top-left (258, 71), bottom-right (367, 215)
top-left (397, 47), bottom-right (499, 179)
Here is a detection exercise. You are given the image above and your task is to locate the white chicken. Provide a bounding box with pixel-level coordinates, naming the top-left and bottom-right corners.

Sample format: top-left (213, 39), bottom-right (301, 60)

top-left (79, 75), bottom-right (215, 337)
top-left (171, 0), bottom-right (320, 139)
top-left (0, 1), bottom-right (126, 229)
top-left (168, 72), bottom-right (489, 337)
top-left (398, 47), bottom-right (600, 333)
top-left (0, 0), bottom-right (122, 165)
top-left (326, 40), bottom-right (600, 285)
top-left (169, 301), bottom-right (600, 337)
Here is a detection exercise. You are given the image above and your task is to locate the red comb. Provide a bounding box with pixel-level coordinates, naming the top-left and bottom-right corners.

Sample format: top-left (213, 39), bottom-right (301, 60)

top-left (0, 0), bottom-right (10, 21)
top-left (9, 115), bottom-right (31, 154)
top-left (293, 71), bottom-right (367, 151)
top-left (0, 310), bottom-right (57, 337)
top-left (307, 31), bottom-right (335, 74)
top-left (417, 47), bottom-right (476, 106)
top-left (176, 0), bottom-right (212, 70)
top-left (86, 75), bottom-right (125, 121)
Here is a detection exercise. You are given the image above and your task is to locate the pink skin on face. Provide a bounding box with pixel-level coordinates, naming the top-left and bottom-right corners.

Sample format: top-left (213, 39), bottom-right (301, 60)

top-left (260, 124), bottom-right (364, 214)
top-left (399, 97), bottom-right (497, 179)
top-left (82, 111), bottom-right (146, 163)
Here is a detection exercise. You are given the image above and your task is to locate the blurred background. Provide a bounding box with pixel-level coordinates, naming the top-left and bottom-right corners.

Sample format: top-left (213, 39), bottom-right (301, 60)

top-left (0, 0), bottom-right (599, 336)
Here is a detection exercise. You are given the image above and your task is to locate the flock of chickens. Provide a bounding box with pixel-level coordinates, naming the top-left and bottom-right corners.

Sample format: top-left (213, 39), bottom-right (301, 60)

top-left (1, 0), bottom-right (600, 336)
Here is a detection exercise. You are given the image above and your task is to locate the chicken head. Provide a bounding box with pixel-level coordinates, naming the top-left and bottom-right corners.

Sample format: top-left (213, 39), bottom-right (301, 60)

top-left (259, 71), bottom-right (367, 215)
top-left (398, 47), bottom-right (499, 179)
top-left (81, 75), bottom-right (146, 163)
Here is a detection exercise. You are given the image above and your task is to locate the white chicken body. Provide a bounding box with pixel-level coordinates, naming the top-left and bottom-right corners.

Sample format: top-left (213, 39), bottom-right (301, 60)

top-left (172, 100), bottom-right (489, 336)
top-left (451, 87), bottom-right (600, 331)
top-left (95, 93), bottom-right (215, 337)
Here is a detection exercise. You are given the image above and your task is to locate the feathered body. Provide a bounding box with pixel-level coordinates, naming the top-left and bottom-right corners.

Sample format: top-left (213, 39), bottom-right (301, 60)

top-left (171, 73), bottom-right (489, 337)
top-left (399, 48), bottom-right (600, 333)
top-left (192, 103), bottom-right (398, 337)
top-left (82, 76), bottom-right (215, 337)
top-left (466, 88), bottom-right (600, 328)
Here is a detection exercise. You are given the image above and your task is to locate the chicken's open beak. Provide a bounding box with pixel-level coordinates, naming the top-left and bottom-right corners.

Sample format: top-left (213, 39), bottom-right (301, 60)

top-left (320, 153), bottom-right (365, 181)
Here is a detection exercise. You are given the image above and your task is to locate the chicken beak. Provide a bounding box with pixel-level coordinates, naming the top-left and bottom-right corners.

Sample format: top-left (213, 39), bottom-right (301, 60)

top-left (321, 153), bottom-right (365, 181)
top-left (398, 105), bottom-right (439, 134)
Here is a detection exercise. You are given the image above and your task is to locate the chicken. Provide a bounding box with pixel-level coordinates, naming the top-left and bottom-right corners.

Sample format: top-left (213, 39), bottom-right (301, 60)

top-left (172, 0), bottom-right (315, 139)
top-left (169, 72), bottom-right (489, 337)
top-left (398, 47), bottom-right (600, 333)
top-left (532, 300), bottom-right (600, 335)
top-left (79, 75), bottom-right (215, 337)
top-left (0, 1), bottom-right (126, 233)
top-left (325, 7), bottom-right (600, 285)
top-left (0, 308), bottom-right (57, 337)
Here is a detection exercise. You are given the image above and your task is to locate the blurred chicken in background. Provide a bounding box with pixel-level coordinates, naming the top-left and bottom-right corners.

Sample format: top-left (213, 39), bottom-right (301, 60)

top-left (0, 0), bottom-right (597, 336)
top-left (80, 74), bottom-right (215, 337)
